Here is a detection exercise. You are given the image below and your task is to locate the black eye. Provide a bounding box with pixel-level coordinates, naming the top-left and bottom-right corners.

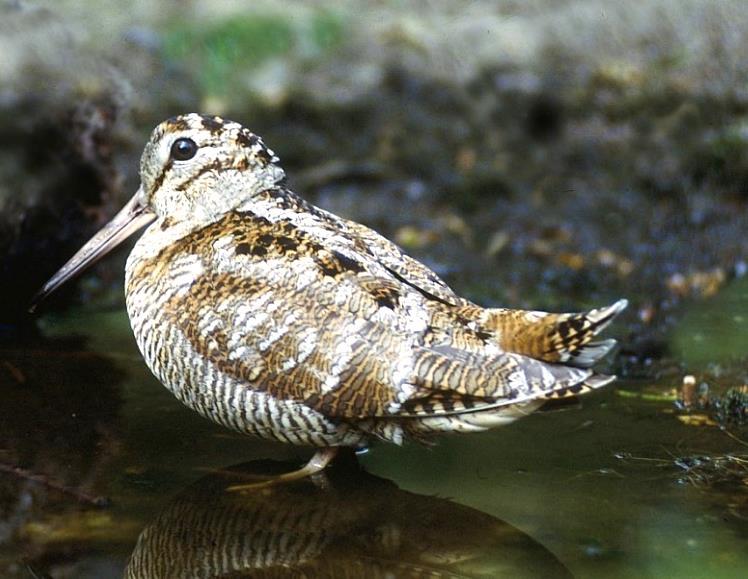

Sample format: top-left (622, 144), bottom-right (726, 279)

top-left (170, 138), bottom-right (198, 161)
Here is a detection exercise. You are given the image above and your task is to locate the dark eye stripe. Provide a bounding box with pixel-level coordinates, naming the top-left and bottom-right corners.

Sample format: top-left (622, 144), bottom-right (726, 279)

top-left (149, 158), bottom-right (174, 195)
top-left (175, 159), bottom-right (223, 192)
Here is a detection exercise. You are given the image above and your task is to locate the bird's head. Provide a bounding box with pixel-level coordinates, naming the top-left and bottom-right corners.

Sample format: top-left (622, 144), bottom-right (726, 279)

top-left (31, 113), bottom-right (284, 309)
top-left (140, 113), bottom-right (284, 222)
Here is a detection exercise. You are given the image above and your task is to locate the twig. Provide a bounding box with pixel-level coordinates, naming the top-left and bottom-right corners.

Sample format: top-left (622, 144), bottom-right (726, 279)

top-left (720, 427), bottom-right (748, 448)
top-left (0, 462), bottom-right (110, 508)
top-left (25, 564), bottom-right (52, 579)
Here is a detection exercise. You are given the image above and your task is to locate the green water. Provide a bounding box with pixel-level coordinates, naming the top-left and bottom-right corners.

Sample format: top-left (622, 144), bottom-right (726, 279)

top-left (2, 285), bottom-right (747, 578)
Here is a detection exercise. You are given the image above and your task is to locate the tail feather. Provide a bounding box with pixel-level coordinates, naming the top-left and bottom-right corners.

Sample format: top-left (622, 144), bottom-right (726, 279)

top-left (388, 300), bottom-right (627, 437)
top-left (543, 373), bottom-right (617, 400)
top-left (568, 338), bottom-right (617, 368)
top-left (400, 373), bottom-right (616, 436)
top-left (485, 298), bottom-right (628, 366)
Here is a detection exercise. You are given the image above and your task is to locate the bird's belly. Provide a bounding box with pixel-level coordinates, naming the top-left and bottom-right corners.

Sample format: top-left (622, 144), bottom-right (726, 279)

top-left (124, 265), bottom-right (363, 448)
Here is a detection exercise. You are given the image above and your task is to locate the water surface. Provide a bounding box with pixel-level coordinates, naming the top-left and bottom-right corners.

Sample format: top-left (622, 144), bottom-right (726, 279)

top-left (2, 295), bottom-right (747, 578)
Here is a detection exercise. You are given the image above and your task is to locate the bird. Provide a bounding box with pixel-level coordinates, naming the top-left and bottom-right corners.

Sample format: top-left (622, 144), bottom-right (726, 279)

top-left (33, 113), bottom-right (627, 485)
top-left (125, 457), bottom-right (572, 578)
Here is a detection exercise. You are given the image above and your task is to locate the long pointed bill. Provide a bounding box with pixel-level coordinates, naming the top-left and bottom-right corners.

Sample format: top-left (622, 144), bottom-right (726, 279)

top-left (30, 188), bottom-right (156, 312)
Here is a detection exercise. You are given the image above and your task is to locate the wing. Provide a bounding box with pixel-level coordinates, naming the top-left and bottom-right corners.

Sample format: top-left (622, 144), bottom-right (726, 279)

top-left (168, 266), bottom-right (416, 418)
top-left (238, 185), bottom-right (465, 308)
top-left (160, 208), bottom-right (602, 422)
top-left (342, 219), bottom-right (467, 307)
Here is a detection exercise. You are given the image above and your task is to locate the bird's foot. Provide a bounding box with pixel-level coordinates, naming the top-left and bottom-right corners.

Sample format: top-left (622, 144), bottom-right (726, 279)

top-left (226, 447), bottom-right (339, 492)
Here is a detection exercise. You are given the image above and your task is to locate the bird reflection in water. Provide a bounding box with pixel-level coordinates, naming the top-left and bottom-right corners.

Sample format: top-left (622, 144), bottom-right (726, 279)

top-left (125, 453), bottom-right (571, 578)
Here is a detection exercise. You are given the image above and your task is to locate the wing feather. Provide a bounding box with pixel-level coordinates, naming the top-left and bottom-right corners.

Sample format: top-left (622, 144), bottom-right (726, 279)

top-left (166, 206), bottom-right (618, 424)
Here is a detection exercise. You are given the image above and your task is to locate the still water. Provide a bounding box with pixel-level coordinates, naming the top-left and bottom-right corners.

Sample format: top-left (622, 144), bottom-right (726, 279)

top-left (1, 286), bottom-right (747, 578)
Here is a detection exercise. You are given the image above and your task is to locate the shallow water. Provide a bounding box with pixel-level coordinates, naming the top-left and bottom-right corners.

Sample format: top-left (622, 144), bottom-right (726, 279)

top-left (2, 294), bottom-right (747, 578)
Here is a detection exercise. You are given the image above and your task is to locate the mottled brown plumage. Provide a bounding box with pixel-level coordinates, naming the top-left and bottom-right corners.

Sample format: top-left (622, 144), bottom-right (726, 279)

top-left (35, 113), bottom-right (627, 480)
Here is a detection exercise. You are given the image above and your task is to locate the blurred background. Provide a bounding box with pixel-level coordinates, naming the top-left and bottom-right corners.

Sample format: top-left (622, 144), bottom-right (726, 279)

top-left (1, 1), bottom-right (747, 577)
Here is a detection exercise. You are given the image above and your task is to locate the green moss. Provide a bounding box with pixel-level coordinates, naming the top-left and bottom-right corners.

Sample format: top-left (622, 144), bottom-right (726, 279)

top-left (164, 14), bottom-right (293, 94)
top-left (163, 10), bottom-right (345, 96)
top-left (310, 10), bottom-right (345, 52)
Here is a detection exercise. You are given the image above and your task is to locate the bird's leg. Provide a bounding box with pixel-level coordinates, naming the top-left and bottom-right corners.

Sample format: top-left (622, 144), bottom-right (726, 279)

top-left (226, 447), bottom-right (339, 492)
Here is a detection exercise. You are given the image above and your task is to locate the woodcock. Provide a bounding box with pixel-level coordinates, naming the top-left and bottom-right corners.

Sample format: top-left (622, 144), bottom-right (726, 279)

top-left (34, 114), bottom-right (627, 483)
